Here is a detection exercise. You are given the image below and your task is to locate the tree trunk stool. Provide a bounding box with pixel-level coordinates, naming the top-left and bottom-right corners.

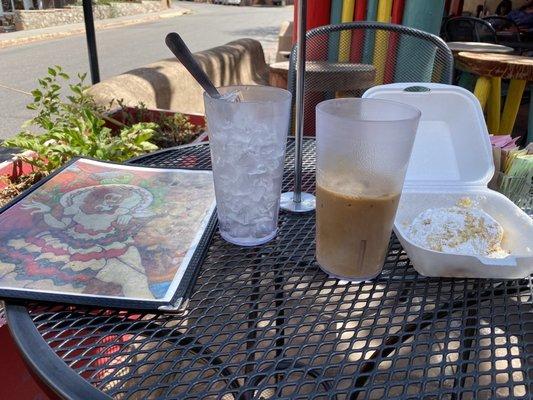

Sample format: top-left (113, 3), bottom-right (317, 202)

top-left (455, 51), bottom-right (533, 138)
top-left (269, 60), bottom-right (376, 135)
top-left (269, 60), bottom-right (375, 93)
top-left (269, 61), bottom-right (290, 89)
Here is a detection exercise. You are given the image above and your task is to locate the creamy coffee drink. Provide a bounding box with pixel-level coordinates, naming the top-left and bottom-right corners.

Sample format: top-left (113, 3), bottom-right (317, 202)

top-left (316, 185), bottom-right (400, 281)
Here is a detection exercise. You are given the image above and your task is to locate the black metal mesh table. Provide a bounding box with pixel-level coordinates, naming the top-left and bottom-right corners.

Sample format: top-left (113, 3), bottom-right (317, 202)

top-left (5, 139), bottom-right (533, 400)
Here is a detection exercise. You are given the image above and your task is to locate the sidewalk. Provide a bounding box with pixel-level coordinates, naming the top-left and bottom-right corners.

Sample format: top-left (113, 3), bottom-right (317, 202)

top-left (0, 5), bottom-right (190, 49)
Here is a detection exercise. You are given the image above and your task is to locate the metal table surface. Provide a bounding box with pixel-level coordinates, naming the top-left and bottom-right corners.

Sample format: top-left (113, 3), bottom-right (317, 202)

top-left (446, 41), bottom-right (515, 54)
top-left (5, 139), bottom-right (533, 400)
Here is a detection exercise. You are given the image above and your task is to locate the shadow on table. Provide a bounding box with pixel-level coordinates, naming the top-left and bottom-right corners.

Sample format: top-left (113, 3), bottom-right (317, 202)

top-left (80, 239), bottom-right (530, 399)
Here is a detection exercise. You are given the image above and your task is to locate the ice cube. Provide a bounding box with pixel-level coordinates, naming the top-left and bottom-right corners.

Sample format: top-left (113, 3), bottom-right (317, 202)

top-left (254, 217), bottom-right (276, 237)
top-left (221, 89), bottom-right (244, 103)
top-left (250, 185), bottom-right (267, 202)
top-left (229, 221), bottom-right (253, 238)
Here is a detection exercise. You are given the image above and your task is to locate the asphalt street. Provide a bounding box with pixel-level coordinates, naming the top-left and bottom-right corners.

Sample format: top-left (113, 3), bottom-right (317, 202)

top-left (0, 1), bottom-right (292, 142)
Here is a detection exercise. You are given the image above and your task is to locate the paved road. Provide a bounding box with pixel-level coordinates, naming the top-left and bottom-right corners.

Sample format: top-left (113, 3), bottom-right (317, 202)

top-left (0, 1), bottom-right (292, 141)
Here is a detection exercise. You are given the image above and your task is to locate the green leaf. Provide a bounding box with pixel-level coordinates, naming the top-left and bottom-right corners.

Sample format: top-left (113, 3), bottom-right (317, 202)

top-left (16, 65), bottom-right (161, 177)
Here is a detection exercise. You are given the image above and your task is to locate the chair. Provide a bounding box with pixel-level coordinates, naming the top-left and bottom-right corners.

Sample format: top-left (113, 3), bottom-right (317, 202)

top-left (444, 16), bottom-right (498, 43)
top-left (483, 16), bottom-right (522, 44)
top-left (287, 21), bottom-right (454, 135)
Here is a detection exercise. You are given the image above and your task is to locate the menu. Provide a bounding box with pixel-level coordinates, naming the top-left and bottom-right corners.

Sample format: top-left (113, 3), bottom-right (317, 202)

top-left (0, 158), bottom-right (215, 310)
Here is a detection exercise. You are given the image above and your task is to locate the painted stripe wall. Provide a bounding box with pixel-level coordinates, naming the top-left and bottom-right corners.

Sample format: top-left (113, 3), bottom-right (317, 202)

top-left (372, 0), bottom-right (393, 84)
top-left (338, 0), bottom-right (356, 62)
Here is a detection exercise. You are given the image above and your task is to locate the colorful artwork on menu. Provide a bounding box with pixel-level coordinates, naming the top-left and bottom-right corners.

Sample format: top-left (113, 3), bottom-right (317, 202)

top-left (0, 158), bottom-right (215, 307)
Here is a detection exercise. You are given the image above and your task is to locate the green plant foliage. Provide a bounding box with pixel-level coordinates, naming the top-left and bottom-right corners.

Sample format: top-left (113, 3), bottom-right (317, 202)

top-left (154, 112), bottom-right (201, 148)
top-left (4, 66), bottom-right (158, 176)
top-left (112, 99), bottom-right (201, 148)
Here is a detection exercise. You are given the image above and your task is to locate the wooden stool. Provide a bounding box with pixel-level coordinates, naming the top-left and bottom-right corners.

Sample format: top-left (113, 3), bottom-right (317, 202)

top-left (450, 43), bottom-right (515, 93)
top-left (303, 61), bottom-right (376, 96)
top-left (268, 60), bottom-right (376, 92)
top-left (269, 61), bottom-right (376, 136)
top-left (269, 61), bottom-right (291, 89)
top-left (455, 52), bottom-right (533, 137)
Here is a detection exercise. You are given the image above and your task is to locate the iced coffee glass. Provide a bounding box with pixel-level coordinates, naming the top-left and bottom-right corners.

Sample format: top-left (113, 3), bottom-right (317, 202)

top-left (316, 98), bottom-right (420, 281)
top-left (204, 86), bottom-right (291, 246)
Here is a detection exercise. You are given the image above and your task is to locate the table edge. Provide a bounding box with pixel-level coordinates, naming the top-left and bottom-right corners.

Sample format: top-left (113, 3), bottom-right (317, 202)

top-left (5, 303), bottom-right (111, 400)
top-left (2, 137), bottom-right (309, 399)
top-left (2, 141), bottom-right (215, 399)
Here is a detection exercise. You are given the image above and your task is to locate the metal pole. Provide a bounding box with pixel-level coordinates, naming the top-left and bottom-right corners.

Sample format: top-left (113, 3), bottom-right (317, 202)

top-left (82, 0), bottom-right (100, 84)
top-left (293, 0), bottom-right (306, 202)
top-left (280, 0), bottom-right (315, 213)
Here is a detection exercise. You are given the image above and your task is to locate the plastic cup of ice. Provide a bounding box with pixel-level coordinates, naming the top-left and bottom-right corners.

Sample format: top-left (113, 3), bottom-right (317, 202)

top-left (203, 85), bottom-right (292, 246)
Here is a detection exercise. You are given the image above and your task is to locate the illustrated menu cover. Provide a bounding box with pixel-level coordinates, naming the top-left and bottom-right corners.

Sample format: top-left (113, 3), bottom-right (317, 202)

top-left (0, 158), bottom-right (216, 310)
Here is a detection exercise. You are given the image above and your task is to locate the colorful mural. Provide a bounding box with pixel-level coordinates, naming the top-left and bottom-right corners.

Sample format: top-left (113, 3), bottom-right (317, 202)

top-left (0, 159), bottom-right (215, 301)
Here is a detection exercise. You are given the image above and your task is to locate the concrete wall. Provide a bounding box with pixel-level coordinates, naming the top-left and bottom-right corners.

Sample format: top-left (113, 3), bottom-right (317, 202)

top-left (14, 1), bottom-right (164, 30)
top-left (462, 0), bottom-right (529, 14)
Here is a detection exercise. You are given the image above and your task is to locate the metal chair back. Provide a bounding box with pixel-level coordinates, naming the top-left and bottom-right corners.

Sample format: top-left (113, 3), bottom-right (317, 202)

top-left (483, 16), bottom-right (522, 43)
top-left (287, 21), bottom-right (453, 135)
top-left (444, 16), bottom-right (498, 43)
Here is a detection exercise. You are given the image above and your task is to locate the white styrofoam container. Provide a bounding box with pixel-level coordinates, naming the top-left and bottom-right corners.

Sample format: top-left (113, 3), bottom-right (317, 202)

top-left (363, 83), bottom-right (533, 279)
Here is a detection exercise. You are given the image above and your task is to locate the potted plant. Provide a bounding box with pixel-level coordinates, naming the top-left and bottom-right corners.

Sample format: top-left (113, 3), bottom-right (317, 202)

top-left (107, 100), bottom-right (207, 148)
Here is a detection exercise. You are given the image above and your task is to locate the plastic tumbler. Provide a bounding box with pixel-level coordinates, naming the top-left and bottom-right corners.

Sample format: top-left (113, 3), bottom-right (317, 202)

top-left (315, 98), bottom-right (421, 281)
top-left (204, 86), bottom-right (291, 246)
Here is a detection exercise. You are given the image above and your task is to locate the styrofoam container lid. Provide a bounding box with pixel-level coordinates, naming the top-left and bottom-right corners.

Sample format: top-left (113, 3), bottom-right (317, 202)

top-left (363, 83), bottom-right (533, 280)
top-left (363, 83), bottom-right (494, 189)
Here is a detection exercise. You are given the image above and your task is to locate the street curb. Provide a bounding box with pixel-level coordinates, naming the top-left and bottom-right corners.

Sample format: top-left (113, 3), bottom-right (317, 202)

top-left (0, 8), bottom-right (191, 50)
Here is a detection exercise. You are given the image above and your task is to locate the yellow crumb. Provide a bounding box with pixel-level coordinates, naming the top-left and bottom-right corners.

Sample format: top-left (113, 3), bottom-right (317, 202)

top-left (457, 197), bottom-right (473, 208)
